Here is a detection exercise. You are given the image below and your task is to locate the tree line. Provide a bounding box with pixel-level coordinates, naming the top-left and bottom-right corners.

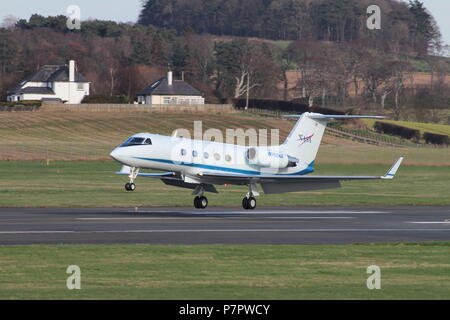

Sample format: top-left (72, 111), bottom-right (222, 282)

top-left (0, 0), bottom-right (448, 123)
top-left (139, 0), bottom-right (441, 55)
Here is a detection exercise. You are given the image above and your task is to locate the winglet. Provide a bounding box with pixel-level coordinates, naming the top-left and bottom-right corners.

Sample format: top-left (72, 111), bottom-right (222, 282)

top-left (382, 157), bottom-right (404, 179)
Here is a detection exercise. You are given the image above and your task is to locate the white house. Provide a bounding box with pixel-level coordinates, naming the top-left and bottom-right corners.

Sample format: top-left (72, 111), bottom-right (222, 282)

top-left (136, 71), bottom-right (204, 105)
top-left (7, 60), bottom-right (90, 104)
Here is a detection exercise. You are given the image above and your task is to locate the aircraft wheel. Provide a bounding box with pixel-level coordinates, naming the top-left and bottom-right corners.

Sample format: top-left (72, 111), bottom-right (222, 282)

top-left (199, 196), bottom-right (208, 209)
top-left (194, 196), bottom-right (208, 209)
top-left (125, 183), bottom-right (136, 191)
top-left (242, 197), bottom-right (256, 210)
top-left (194, 197), bottom-right (200, 208)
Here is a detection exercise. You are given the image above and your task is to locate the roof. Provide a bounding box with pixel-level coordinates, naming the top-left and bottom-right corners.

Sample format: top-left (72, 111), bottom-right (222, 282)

top-left (12, 64), bottom-right (88, 86)
top-left (137, 78), bottom-right (202, 96)
top-left (7, 63), bottom-right (89, 95)
top-left (9, 87), bottom-right (55, 95)
top-left (47, 66), bottom-right (88, 82)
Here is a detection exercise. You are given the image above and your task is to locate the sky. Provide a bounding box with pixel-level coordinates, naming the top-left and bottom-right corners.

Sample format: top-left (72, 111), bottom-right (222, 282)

top-left (0, 0), bottom-right (449, 44)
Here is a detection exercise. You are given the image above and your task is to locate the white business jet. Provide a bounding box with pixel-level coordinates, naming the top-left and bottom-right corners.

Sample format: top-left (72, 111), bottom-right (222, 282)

top-left (110, 113), bottom-right (403, 210)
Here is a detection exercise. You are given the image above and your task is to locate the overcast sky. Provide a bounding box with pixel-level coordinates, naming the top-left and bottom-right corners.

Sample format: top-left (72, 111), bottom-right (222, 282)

top-left (1, 0), bottom-right (449, 44)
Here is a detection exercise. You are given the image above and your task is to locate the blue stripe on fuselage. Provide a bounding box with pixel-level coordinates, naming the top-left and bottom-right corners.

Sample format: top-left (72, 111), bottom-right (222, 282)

top-left (133, 157), bottom-right (314, 176)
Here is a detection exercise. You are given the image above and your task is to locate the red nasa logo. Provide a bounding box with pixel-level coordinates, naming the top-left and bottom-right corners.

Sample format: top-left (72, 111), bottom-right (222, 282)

top-left (297, 133), bottom-right (314, 146)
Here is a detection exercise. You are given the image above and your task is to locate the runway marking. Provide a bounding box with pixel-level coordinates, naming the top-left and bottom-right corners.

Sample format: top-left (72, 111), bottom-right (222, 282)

top-left (263, 217), bottom-right (354, 220)
top-left (76, 217), bottom-right (356, 221)
top-left (1, 228), bottom-right (449, 235)
top-left (409, 222), bottom-right (450, 224)
top-left (0, 231), bottom-right (75, 234)
top-left (134, 211), bottom-right (387, 215)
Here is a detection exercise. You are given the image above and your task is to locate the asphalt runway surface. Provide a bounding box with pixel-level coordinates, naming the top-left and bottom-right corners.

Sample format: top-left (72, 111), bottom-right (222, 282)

top-left (0, 206), bottom-right (449, 245)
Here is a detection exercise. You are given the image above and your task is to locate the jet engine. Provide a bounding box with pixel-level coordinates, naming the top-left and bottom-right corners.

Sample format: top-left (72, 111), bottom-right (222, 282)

top-left (246, 147), bottom-right (298, 169)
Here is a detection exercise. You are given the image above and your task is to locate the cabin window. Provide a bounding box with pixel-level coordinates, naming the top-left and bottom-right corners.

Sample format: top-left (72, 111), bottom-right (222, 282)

top-left (192, 151), bottom-right (198, 157)
top-left (203, 152), bottom-right (209, 159)
top-left (225, 155), bottom-right (232, 162)
top-left (214, 153), bottom-right (221, 161)
top-left (181, 149), bottom-right (187, 156)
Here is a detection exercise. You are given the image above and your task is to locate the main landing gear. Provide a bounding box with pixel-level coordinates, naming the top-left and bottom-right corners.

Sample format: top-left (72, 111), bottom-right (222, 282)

top-left (242, 196), bottom-right (257, 210)
top-left (194, 196), bottom-right (208, 209)
top-left (242, 184), bottom-right (259, 210)
top-left (125, 167), bottom-right (139, 192)
top-left (191, 184), bottom-right (260, 210)
top-left (193, 184), bottom-right (208, 209)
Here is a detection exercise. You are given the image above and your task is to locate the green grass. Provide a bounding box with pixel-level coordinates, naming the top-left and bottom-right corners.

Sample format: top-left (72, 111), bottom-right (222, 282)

top-left (1, 111), bottom-right (448, 166)
top-left (317, 144), bottom-right (450, 166)
top-left (363, 119), bottom-right (450, 137)
top-left (0, 243), bottom-right (449, 299)
top-left (0, 111), bottom-right (295, 161)
top-left (0, 161), bottom-right (449, 207)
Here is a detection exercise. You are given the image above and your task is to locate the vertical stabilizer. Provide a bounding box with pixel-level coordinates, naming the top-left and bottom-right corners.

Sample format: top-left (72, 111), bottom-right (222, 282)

top-left (281, 113), bottom-right (328, 165)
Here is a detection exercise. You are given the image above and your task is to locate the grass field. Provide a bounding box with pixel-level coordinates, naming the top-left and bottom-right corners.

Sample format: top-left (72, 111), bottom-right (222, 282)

top-left (0, 161), bottom-right (449, 207)
top-left (363, 119), bottom-right (450, 137)
top-left (0, 243), bottom-right (449, 299)
top-left (0, 111), bottom-right (295, 161)
top-left (1, 110), bottom-right (449, 166)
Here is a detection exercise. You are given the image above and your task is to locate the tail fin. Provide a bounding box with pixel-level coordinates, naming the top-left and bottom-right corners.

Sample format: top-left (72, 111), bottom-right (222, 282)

top-left (281, 113), bottom-right (385, 166)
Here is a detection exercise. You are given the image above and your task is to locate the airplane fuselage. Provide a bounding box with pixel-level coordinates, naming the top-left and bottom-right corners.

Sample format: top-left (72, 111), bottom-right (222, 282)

top-left (110, 133), bottom-right (314, 185)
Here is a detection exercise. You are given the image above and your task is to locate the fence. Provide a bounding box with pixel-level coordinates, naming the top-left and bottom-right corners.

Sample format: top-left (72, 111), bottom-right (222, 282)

top-left (40, 103), bottom-right (235, 113)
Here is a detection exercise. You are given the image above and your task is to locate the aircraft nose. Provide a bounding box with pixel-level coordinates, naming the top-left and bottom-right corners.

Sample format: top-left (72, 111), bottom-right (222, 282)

top-left (110, 148), bottom-right (123, 162)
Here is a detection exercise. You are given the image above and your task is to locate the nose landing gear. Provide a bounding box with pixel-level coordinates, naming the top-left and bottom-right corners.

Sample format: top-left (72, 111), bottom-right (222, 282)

top-left (125, 167), bottom-right (139, 192)
top-left (125, 183), bottom-right (136, 191)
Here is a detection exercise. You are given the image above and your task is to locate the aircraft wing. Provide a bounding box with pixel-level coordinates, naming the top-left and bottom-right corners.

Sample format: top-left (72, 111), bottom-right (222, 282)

top-left (197, 157), bottom-right (404, 185)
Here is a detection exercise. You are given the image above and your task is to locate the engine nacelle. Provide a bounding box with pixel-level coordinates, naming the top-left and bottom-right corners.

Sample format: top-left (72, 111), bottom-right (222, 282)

top-left (246, 148), bottom-right (298, 169)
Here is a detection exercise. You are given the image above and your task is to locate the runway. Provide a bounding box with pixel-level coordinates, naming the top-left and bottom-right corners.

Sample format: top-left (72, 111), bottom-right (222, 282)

top-left (0, 206), bottom-right (449, 245)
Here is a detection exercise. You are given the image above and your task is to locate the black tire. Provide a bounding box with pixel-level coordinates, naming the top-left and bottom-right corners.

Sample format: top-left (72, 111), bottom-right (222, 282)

top-left (242, 197), bottom-right (249, 210)
top-left (194, 197), bottom-right (200, 209)
top-left (125, 183), bottom-right (131, 191)
top-left (242, 197), bottom-right (256, 210)
top-left (129, 183), bottom-right (136, 191)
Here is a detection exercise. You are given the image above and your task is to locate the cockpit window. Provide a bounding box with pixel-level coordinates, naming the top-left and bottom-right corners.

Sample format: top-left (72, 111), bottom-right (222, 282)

top-left (144, 138), bottom-right (152, 145)
top-left (120, 137), bottom-right (147, 147)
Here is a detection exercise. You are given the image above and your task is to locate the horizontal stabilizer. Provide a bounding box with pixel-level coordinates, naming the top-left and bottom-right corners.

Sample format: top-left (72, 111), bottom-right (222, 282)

top-left (283, 114), bottom-right (386, 120)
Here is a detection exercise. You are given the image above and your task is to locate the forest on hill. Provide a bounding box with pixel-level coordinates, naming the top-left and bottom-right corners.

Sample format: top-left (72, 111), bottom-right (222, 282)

top-left (139, 0), bottom-right (441, 54)
top-left (0, 0), bottom-right (448, 122)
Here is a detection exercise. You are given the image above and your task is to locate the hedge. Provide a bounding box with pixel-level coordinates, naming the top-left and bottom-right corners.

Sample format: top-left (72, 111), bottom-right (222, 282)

top-left (0, 100), bottom-right (42, 111)
top-left (423, 132), bottom-right (450, 146)
top-left (233, 99), bottom-right (344, 115)
top-left (0, 100), bottom-right (42, 107)
top-left (374, 121), bottom-right (421, 142)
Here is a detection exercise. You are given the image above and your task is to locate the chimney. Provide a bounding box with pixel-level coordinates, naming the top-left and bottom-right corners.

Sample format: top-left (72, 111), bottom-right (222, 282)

top-left (69, 60), bottom-right (75, 82)
top-left (168, 70), bottom-right (173, 86)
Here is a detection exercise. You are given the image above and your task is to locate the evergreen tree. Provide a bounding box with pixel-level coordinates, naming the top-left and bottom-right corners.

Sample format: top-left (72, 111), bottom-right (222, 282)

top-left (408, 0), bottom-right (441, 54)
